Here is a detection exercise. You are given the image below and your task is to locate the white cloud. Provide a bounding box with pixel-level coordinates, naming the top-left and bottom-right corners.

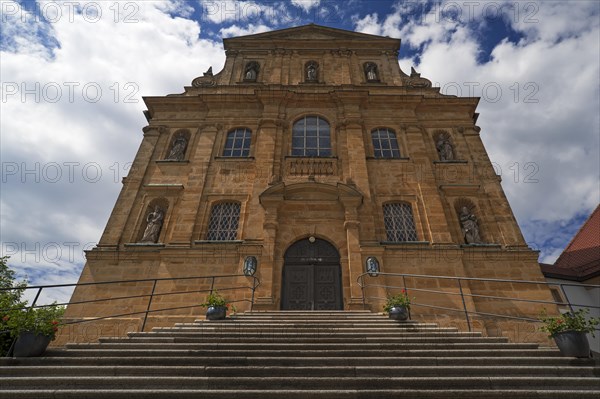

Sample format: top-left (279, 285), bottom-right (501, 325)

top-left (291, 0), bottom-right (321, 13)
top-left (219, 23), bottom-right (273, 37)
top-left (1, 1), bottom-right (226, 295)
top-left (199, 0), bottom-right (264, 24)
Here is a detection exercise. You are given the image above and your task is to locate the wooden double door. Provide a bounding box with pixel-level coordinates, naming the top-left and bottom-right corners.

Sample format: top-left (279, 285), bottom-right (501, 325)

top-left (281, 238), bottom-right (343, 310)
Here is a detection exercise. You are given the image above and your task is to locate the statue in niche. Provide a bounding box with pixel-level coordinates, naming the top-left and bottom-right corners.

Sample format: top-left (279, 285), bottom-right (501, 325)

top-left (306, 62), bottom-right (318, 82)
top-left (140, 206), bottom-right (164, 243)
top-left (166, 132), bottom-right (188, 161)
top-left (459, 206), bottom-right (482, 244)
top-left (436, 133), bottom-right (455, 161)
top-left (365, 63), bottom-right (378, 81)
top-left (244, 62), bottom-right (259, 81)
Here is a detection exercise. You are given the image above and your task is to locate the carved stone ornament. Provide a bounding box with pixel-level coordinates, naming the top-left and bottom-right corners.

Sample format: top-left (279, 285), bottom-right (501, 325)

top-left (140, 206), bottom-right (164, 243)
top-left (244, 61), bottom-right (260, 81)
top-left (192, 72), bottom-right (216, 87)
top-left (435, 131), bottom-right (455, 161)
top-left (166, 132), bottom-right (188, 161)
top-left (458, 204), bottom-right (482, 244)
top-left (364, 62), bottom-right (379, 82)
top-left (305, 61), bottom-right (319, 82)
top-left (403, 67), bottom-right (432, 88)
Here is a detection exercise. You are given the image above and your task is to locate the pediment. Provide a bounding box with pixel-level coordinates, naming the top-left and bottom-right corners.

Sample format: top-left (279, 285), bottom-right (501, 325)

top-left (224, 24), bottom-right (400, 49)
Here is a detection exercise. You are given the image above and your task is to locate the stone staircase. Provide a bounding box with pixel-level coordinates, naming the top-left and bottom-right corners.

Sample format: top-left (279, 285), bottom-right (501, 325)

top-left (1, 311), bottom-right (599, 398)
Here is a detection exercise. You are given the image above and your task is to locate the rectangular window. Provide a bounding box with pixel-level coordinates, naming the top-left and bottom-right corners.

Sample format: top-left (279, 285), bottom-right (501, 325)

top-left (223, 128), bottom-right (251, 157)
top-left (383, 203), bottom-right (418, 242)
top-left (206, 202), bottom-right (241, 241)
top-left (372, 128), bottom-right (401, 159)
top-left (292, 116), bottom-right (331, 157)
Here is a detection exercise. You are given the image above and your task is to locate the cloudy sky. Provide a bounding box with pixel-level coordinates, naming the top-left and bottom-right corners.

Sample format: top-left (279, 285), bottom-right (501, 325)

top-left (1, 0), bottom-right (599, 304)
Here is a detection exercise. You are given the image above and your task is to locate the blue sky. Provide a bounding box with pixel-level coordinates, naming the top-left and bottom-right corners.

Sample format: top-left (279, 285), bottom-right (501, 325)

top-left (1, 0), bottom-right (599, 304)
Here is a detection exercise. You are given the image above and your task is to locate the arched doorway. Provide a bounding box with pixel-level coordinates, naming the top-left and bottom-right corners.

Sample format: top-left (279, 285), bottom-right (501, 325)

top-left (281, 238), bottom-right (343, 310)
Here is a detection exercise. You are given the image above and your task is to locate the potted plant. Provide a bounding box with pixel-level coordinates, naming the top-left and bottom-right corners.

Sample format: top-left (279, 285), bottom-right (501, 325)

top-left (539, 308), bottom-right (599, 358)
top-left (200, 291), bottom-right (236, 320)
top-left (4, 303), bottom-right (65, 357)
top-left (383, 289), bottom-right (413, 321)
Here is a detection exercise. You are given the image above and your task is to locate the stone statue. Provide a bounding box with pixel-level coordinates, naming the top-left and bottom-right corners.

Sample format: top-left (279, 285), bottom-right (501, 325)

top-left (365, 63), bottom-right (378, 81)
top-left (166, 133), bottom-right (187, 161)
top-left (245, 62), bottom-right (258, 80)
top-left (307, 64), bottom-right (317, 81)
top-left (436, 134), bottom-right (455, 161)
top-left (459, 206), bottom-right (482, 244)
top-left (140, 206), bottom-right (164, 243)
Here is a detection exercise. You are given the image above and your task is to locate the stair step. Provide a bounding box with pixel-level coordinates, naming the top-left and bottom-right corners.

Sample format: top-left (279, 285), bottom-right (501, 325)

top-left (2, 389), bottom-right (599, 399)
top-left (65, 341), bottom-right (528, 350)
top-left (2, 376), bottom-right (598, 390)
top-left (107, 337), bottom-right (494, 344)
top-left (3, 310), bottom-right (598, 397)
top-left (47, 348), bottom-right (560, 357)
top-left (2, 365), bottom-right (597, 377)
top-left (1, 355), bottom-right (591, 367)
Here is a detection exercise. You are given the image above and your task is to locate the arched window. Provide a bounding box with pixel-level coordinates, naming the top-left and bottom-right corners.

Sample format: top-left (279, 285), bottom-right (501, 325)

top-left (223, 128), bottom-right (251, 157)
top-left (206, 202), bottom-right (241, 241)
top-left (383, 203), bottom-right (418, 242)
top-left (292, 116), bottom-right (331, 157)
top-left (372, 128), bottom-right (401, 158)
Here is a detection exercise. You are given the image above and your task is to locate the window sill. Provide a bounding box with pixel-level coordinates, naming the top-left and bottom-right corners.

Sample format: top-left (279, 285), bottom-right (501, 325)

top-left (124, 243), bottom-right (165, 248)
top-left (156, 160), bottom-right (190, 164)
top-left (433, 160), bottom-right (468, 164)
top-left (380, 241), bottom-right (430, 246)
top-left (285, 155), bottom-right (338, 159)
top-left (215, 156), bottom-right (255, 161)
top-left (194, 240), bottom-right (244, 245)
top-left (366, 157), bottom-right (410, 161)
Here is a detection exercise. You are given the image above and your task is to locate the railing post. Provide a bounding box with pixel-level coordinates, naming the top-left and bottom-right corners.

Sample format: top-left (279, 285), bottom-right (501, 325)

top-left (457, 279), bottom-right (471, 332)
top-left (250, 277), bottom-right (256, 312)
top-left (559, 284), bottom-right (575, 313)
top-left (360, 275), bottom-right (366, 310)
top-left (402, 276), bottom-right (411, 320)
top-left (30, 287), bottom-right (43, 310)
top-left (209, 277), bottom-right (215, 295)
top-left (141, 280), bottom-right (158, 332)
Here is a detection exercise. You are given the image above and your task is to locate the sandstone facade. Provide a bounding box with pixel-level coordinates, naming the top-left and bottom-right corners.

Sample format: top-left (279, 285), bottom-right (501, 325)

top-left (65, 25), bottom-right (554, 343)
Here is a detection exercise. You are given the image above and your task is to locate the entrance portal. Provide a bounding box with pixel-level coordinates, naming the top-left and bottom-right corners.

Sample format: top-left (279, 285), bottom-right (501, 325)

top-left (281, 238), bottom-right (343, 310)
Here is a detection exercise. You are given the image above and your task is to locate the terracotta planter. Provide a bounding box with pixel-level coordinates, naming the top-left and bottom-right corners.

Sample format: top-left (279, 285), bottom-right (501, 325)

top-left (13, 331), bottom-right (51, 357)
top-left (553, 330), bottom-right (590, 358)
top-left (388, 306), bottom-right (409, 321)
top-left (206, 306), bottom-right (227, 320)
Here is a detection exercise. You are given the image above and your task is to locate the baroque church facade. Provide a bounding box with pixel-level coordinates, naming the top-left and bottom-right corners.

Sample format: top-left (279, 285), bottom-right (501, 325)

top-left (66, 25), bottom-right (553, 336)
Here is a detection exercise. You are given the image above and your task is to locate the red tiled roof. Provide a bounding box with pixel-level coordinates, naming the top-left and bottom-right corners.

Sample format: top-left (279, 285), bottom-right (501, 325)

top-left (540, 204), bottom-right (600, 281)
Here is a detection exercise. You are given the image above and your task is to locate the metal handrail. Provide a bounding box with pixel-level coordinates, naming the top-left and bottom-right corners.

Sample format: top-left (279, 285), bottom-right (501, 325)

top-left (357, 271), bottom-right (600, 332)
top-left (1, 273), bottom-right (260, 335)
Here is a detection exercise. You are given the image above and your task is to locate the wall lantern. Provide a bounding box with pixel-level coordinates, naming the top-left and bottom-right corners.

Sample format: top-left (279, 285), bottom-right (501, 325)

top-left (243, 256), bottom-right (258, 276)
top-left (365, 256), bottom-right (380, 277)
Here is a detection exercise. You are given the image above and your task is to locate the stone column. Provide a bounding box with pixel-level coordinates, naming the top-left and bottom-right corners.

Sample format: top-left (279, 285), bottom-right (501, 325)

top-left (254, 197), bottom-right (281, 309)
top-left (341, 196), bottom-right (364, 309)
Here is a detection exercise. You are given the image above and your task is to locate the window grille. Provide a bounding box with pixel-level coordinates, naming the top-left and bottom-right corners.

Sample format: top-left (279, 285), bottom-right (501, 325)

top-left (206, 202), bottom-right (241, 241)
top-left (383, 203), bottom-right (418, 242)
top-left (372, 128), bottom-right (401, 158)
top-left (292, 116), bottom-right (331, 157)
top-left (223, 128), bottom-right (251, 157)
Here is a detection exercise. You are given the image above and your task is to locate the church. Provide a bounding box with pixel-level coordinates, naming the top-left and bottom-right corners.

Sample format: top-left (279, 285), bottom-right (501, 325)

top-left (65, 24), bottom-right (554, 338)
